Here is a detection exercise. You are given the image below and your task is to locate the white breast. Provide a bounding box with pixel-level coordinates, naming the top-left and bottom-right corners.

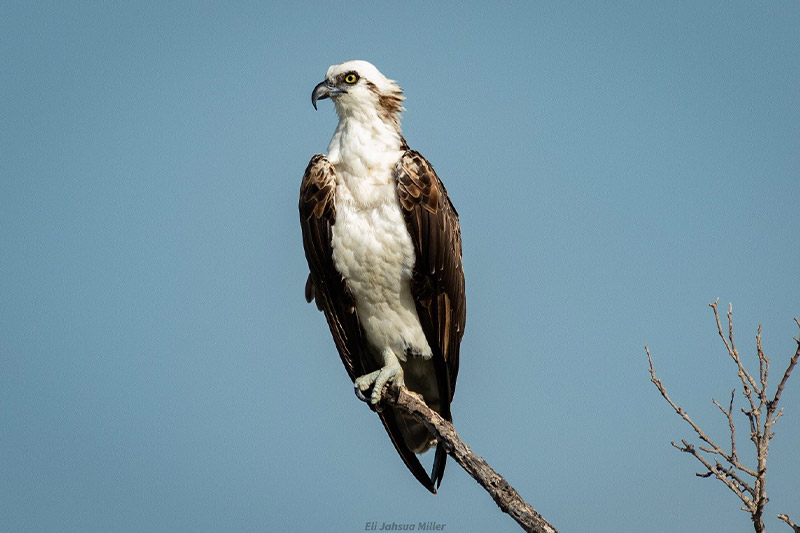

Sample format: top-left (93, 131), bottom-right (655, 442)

top-left (328, 119), bottom-right (432, 363)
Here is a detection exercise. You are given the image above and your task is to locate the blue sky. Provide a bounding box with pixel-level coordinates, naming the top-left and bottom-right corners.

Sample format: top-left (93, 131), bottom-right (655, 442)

top-left (2, 2), bottom-right (799, 532)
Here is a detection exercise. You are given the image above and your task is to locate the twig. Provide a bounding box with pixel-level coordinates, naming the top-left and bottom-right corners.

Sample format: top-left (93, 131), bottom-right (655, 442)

top-left (710, 300), bottom-right (759, 417)
top-left (645, 348), bottom-right (755, 477)
top-left (712, 389), bottom-right (738, 463)
top-left (778, 514), bottom-right (800, 532)
top-left (368, 385), bottom-right (557, 533)
top-left (769, 319), bottom-right (800, 419)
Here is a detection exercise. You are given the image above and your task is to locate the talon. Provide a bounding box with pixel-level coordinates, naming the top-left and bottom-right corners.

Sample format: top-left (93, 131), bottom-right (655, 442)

top-left (370, 363), bottom-right (404, 404)
top-left (354, 369), bottom-right (380, 394)
top-left (353, 357), bottom-right (405, 405)
top-left (354, 387), bottom-right (369, 403)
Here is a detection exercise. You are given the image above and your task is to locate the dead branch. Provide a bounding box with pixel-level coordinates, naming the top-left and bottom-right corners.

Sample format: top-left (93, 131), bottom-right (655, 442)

top-left (367, 385), bottom-right (557, 533)
top-left (646, 301), bottom-right (800, 533)
top-left (778, 514), bottom-right (800, 532)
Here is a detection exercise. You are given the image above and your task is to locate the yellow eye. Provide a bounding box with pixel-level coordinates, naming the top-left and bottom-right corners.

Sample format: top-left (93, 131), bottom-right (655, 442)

top-left (344, 73), bottom-right (358, 84)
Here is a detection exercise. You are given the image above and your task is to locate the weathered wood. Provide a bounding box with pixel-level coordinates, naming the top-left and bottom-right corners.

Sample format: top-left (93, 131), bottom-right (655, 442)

top-left (373, 386), bottom-right (558, 533)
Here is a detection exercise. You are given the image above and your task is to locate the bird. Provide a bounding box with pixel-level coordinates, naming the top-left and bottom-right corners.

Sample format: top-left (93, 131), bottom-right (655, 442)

top-left (299, 60), bottom-right (466, 493)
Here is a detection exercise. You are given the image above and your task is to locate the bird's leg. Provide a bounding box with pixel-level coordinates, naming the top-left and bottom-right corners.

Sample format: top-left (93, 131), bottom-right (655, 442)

top-left (354, 349), bottom-right (405, 405)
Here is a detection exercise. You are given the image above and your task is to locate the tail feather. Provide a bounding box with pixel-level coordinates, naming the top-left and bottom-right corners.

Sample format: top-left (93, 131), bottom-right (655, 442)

top-left (431, 442), bottom-right (447, 489)
top-left (377, 407), bottom-right (438, 493)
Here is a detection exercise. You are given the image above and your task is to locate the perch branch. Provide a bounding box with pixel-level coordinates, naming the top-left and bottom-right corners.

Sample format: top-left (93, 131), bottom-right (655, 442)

top-left (366, 385), bottom-right (557, 533)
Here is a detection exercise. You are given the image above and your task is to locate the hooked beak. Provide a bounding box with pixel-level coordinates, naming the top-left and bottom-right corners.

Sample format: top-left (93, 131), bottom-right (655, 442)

top-left (311, 80), bottom-right (345, 110)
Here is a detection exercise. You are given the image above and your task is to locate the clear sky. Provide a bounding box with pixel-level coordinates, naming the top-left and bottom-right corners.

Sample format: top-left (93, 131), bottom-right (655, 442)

top-left (2, 2), bottom-right (798, 532)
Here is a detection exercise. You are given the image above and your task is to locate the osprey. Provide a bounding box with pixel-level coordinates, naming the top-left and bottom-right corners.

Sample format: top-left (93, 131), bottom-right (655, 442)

top-left (299, 60), bottom-right (466, 493)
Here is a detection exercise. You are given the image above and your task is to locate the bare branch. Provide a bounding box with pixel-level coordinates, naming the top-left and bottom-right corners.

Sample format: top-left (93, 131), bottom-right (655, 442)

top-left (670, 439), bottom-right (755, 511)
top-left (368, 385), bottom-right (557, 533)
top-left (710, 300), bottom-right (759, 409)
top-left (728, 304), bottom-right (739, 360)
top-left (757, 325), bottom-right (768, 399)
top-left (778, 514), bottom-right (800, 532)
top-left (645, 347), bottom-right (755, 476)
top-left (647, 303), bottom-right (799, 533)
top-left (712, 389), bottom-right (738, 463)
top-left (711, 298), bottom-right (734, 354)
top-left (769, 328), bottom-right (800, 421)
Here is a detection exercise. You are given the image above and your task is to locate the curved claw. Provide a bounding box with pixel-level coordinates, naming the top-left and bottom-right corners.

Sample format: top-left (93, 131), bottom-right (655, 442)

top-left (354, 386), bottom-right (369, 403)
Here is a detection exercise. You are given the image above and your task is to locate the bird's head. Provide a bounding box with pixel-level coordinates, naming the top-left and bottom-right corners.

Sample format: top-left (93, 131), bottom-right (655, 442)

top-left (312, 60), bottom-right (405, 127)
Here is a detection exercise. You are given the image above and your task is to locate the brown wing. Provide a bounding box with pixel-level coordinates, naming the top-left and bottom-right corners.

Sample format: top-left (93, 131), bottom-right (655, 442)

top-left (299, 154), bottom-right (439, 493)
top-left (299, 154), bottom-right (366, 380)
top-left (394, 150), bottom-right (466, 488)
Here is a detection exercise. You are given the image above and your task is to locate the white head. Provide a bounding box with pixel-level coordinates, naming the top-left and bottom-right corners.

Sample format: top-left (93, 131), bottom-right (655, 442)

top-left (311, 60), bottom-right (405, 128)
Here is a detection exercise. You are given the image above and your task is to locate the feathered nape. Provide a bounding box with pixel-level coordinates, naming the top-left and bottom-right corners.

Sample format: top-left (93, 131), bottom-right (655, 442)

top-left (370, 80), bottom-right (405, 131)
